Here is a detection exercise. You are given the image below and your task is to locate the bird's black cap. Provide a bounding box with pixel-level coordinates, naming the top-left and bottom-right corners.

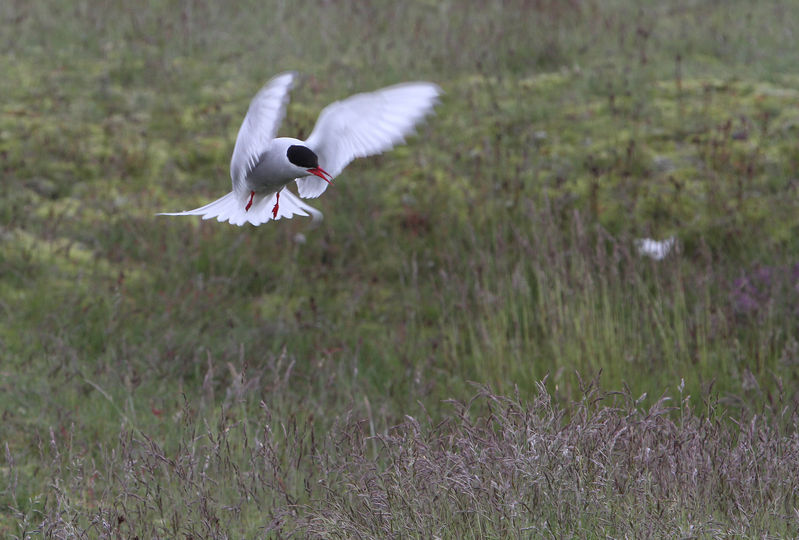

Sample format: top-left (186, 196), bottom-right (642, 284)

top-left (287, 145), bottom-right (319, 169)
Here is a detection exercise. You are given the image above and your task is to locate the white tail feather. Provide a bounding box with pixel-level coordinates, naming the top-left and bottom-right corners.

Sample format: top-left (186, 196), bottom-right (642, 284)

top-left (158, 189), bottom-right (322, 226)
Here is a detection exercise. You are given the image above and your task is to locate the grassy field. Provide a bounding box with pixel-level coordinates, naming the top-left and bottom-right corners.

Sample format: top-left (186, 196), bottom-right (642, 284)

top-left (2, 0), bottom-right (799, 536)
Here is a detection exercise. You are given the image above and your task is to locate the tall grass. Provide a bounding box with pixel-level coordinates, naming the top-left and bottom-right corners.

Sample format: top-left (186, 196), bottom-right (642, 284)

top-left (14, 382), bottom-right (799, 537)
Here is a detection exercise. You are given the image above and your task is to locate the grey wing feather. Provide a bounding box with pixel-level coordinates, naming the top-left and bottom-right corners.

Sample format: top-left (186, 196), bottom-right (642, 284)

top-left (229, 72), bottom-right (297, 190)
top-left (296, 82), bottom-right (441, 199)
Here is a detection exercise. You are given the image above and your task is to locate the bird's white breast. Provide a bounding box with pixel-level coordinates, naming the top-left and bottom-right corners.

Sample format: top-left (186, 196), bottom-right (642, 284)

top-left (244, 137), bottom-right (306, 194)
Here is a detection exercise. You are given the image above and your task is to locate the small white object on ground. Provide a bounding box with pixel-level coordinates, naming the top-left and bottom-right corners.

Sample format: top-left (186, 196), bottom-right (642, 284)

top-left (635, 237), bottom-right (676, 260)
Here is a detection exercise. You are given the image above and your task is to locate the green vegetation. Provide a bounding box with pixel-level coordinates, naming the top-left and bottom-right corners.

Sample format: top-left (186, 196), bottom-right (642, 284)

top-left (2, 0), bottom-right (799, 536)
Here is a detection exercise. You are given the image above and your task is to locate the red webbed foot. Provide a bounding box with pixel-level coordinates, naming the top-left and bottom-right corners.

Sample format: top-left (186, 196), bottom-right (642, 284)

top-left (271, 191), bottom-right (280, 219)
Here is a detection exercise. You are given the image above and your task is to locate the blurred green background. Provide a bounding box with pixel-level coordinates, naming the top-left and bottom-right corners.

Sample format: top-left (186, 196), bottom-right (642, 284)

top-left (2, 0), bottom-right (799, 536)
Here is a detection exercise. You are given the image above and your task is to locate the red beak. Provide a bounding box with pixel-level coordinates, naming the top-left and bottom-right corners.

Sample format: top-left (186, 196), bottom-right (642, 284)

top-left (307, 167), bottom-right (332, 184)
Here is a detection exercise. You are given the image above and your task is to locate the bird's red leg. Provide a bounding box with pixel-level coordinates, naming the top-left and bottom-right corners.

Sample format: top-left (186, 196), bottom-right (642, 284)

top-left (272, 191), bottom-right (280, 218)
top-left (245, 191), bottom-right (255, 212)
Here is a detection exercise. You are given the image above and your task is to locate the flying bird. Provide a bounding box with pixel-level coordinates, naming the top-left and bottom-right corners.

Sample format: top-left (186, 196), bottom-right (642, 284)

top-left (159, 72), bottom-right (441, 226)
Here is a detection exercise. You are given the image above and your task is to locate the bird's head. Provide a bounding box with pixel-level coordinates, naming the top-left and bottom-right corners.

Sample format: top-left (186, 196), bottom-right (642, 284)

top-left (287, 145), bottom-right (331, 183)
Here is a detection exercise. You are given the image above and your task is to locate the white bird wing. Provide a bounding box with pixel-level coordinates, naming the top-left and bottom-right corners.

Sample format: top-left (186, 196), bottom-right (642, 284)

top-left (229, 72), bottom-right (296, 190)
top-left (158, 188), bottom-right (322, 226)
top-left (296, 82), bottom-right (441, 199)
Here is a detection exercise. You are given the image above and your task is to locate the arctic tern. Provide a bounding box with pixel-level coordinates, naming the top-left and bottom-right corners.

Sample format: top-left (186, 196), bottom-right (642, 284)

top-left (159, 72), bottom-right (440, 226)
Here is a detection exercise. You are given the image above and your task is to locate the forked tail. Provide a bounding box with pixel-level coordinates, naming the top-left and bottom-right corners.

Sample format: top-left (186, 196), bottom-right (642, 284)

top-left (158, 189), bottom-right (322, 226)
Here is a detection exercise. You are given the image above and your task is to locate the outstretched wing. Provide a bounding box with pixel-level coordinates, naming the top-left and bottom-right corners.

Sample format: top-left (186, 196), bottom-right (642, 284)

top-left (296, 82), bottom-right (441, 199)
top-left (230, 72), bottom-right (296, 190)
